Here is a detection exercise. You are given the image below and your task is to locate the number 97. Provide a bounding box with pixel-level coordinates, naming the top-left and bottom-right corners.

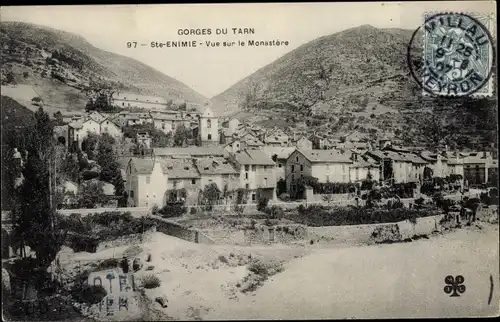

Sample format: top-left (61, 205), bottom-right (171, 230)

top-left (127, 42), bottom-right (137, 48)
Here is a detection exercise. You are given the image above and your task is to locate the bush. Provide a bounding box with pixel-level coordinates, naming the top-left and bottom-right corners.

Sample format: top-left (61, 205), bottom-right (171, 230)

top-left (190, 207), bottom-right (197, 215)
top-left (151, 204), bottom-right (159, 215)
top-left (285, 205), bottom-right (437, 227)
top-left (159, 202), bottom-right (187, 218)
top-left (95, 258), bottom-right (119, 271)
top-left (278, 193), bottom-right (290, 202)
top-left (72, 285), bottom-right (107, 305)
top-left (141, 274), bottom-right (161, 289)
top-left (257, 196), bottom-right (270, 211)
top-left (264, 205), bottom-right (285, 219)
top-left (248, 260), bottom-right (284, 277)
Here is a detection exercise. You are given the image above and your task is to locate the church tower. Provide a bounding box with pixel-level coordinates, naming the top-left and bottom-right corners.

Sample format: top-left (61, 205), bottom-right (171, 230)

top-left (198, 106), bottom-right (219, 146)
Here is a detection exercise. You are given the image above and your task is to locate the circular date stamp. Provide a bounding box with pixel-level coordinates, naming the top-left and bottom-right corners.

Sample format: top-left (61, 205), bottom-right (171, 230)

top-left (409, 12), bottom-right (495, 97)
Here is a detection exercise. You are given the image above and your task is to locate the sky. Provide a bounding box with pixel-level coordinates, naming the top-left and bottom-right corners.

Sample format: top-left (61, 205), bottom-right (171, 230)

top-left (2, 2), bottom-right (495, 98)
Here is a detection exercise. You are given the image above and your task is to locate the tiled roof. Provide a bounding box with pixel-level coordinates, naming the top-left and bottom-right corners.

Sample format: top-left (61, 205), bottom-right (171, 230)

top-left (158, 159), bottom-right (200, 179)
top-left (298, 149), bottom-right (353, 163)
top-left (153, 147), bottom-right (225, 157)
top-left (88, 112), bottom-right (106, 123)
top-left (68, 120), bottom-right (83, 129)
top-left (130, 158), bottom-right (155, 174)
top-left (195, 157), bottom-right (237, 175)
top-left (264, 147), bottom-right (296, 160)
top-left (233, 149), bottom-right (275, 165)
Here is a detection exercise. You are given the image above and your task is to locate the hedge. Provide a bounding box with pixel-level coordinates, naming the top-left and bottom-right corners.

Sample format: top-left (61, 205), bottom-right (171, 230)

top-left (285, 204), bottom-right (438, 227)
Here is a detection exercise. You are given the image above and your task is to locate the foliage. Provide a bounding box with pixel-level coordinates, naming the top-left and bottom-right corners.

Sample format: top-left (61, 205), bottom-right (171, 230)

top-left (276, 178), bottom-right (286, 196)
top-left (95, 133), bottom-right (125, 202)
top-left (158, 202), bottom-right (187, 218)
top-left (77, 180), bottom-right (105, 208)
top-left (81, 132), bottom-right (99, 160)
top-left (190, 207), bottom-right (197, 215)
top-left (141, 274), bottom-right (161, 289)
top-left (234, 188), bottom-right (249, 214)
top-left (61, 153), bottom-right (80, 182)
top-left (257, 195), bottom-right (270, 212)
top-left (122, 123), bottom-right (172, 148)
top-left (72, 285), bottom-right (107, 305)
top-left (278, 193), bottom-right (291, 202)
top-left (151, 204), bottom-right (159, 215)
top-left (172, 124), bottom-right (194, 147)
top-left (290, 204), bottom-right (437, 227)
top-left (295, 175), bottom-right (356, 197)
top-left (263, 205), bottom-right (285, 219)
top-left (200, 182), bottom-right (221, 211)
top-left (9, 107), bottom-right (66, 267)
top-left (248, 259), bottom-right (284, 277)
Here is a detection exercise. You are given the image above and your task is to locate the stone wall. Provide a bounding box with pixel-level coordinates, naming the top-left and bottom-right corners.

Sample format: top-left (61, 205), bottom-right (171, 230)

top-left (200, 224), bottom-right (307, 245)
top-left (96, 227), bottom-right (157, 252)
top-left (308, 215), bottom-right (446, 244)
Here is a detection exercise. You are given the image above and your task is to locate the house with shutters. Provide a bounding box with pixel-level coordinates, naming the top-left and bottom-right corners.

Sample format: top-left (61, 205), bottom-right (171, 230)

top-left (228, 149), bottom-right (277, 202)
top-left (285, 149), bottom-right (353, 195)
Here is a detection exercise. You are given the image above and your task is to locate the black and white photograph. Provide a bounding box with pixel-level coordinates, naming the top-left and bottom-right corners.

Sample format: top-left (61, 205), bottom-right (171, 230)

top-left (1, 2), bottom-right (498, 320)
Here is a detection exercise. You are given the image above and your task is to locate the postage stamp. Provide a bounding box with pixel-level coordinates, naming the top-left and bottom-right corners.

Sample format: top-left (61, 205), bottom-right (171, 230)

top-left (420, 12), bottom-right (495, 97)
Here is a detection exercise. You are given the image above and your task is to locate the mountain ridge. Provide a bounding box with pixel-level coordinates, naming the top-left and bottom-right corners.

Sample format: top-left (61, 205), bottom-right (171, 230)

top-left (1, 21), bottom-right (207, 113)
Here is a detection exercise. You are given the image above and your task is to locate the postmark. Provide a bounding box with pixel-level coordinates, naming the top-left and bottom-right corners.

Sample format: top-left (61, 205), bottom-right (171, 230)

top-left (408, 12), bottom-right (495, 97)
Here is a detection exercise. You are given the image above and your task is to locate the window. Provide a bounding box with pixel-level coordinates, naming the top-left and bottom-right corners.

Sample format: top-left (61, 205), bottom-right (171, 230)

top-left (291, 165), bottom-right (295, 172)
top-left (326, 164), bottom-right (330, 170)
top-left (292, 174), bottom-right (295, 181)
top-left (264, 178), bottom-right (267, 186)
top-left (129, 190), bottom-right (134, 198)
top-left (252, 193), bottom-right (256, 201)
top-left (208, 134), bottom-right (212, 140)
top-left (245, 165), bottom-right (249, 171)
top-left (326, 175), bottom-right (330, 182)
top-left (245, 173), bottom-right (248, 179)
top-left (296, 156), bottom-right (299, 162)
top-left (122, 102), bottom-right (124, 106)
top-left (192, 179), bottom-right (196, 184)
top-left (245, 183), bottom-right (249, 189)
top-left (278, 163), bottom-right (282, 168)
top-left (146, 176), bottom-right (151, 184)
top-left (209, 179), bottom-right (213, 183)
top-left (300, 165), bottom-right (304, 172)
top-left (207, 119), bottom-right (212, 128)
top-left (252, 165), bottom-right (256, 171)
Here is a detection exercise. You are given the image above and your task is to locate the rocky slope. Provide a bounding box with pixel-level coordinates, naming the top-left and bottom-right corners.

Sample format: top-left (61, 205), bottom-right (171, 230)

top-left (211, 25), bottom-right (497, 149)
top-left (1, 21), bottom-right (207, 112)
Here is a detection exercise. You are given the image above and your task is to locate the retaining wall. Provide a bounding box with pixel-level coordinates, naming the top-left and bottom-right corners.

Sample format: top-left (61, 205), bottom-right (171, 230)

top-left (308, 214), bottom-right (446, 244)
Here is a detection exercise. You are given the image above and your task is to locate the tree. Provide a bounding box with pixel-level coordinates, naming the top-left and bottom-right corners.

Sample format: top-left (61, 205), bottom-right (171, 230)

top-left (77, 180), bottom-right (105, 208)
top-left (95, 133), bottom-right (124, 202)
top-left (61, 153), bottom-right (80, 182)
top-left (172, 124), bottom-right (192, 147)
top-left (276, 178), bottom-right (287, 196)
top-left (234, 188), bottom-right (249, 214)
top-left (11, 107), bottom-right (65, 267)
top-left (82, 132), bottom-right (99, 160)
top-left (201, 183), bottom-right (220, 211)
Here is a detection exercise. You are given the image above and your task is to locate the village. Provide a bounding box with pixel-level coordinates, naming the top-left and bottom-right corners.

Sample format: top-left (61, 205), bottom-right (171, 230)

top-left (1, 6), bottom-right (499, 320)
top-left (40, 91), bottom-right (499, 211)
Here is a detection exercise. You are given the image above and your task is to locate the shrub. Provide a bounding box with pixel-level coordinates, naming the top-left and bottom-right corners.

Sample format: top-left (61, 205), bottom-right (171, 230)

top-left (151, 204), bottom-right (159, 215)
top-left (285, 205), bottom-right (437, 227)
top-left (95, 258), bottom-right (119, 271)
top-left (141, 274), bottom-right (161, 289)
top-left (190, 207), bottom-right (197, 215)
top-left (159, 202), bottom-right (187, 218)
top-left (72, 285), bottom-right (107, 305)
top-left (257, 196), bottom-right (270, 211)
top-left (248, 260), bottom-right (284, 277)
top-left (278, 193), bottom-right (290, 202)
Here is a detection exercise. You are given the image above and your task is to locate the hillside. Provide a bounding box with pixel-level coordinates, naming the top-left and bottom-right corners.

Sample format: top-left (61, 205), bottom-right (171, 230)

top-left (0, 21), bottom-right (207, 114)
top-left (211, 25), bottom-right (497, 149)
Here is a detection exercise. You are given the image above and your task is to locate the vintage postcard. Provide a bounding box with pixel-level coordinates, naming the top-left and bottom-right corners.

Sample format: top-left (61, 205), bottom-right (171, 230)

top-left (1, 2), bottom-right (498, 320)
